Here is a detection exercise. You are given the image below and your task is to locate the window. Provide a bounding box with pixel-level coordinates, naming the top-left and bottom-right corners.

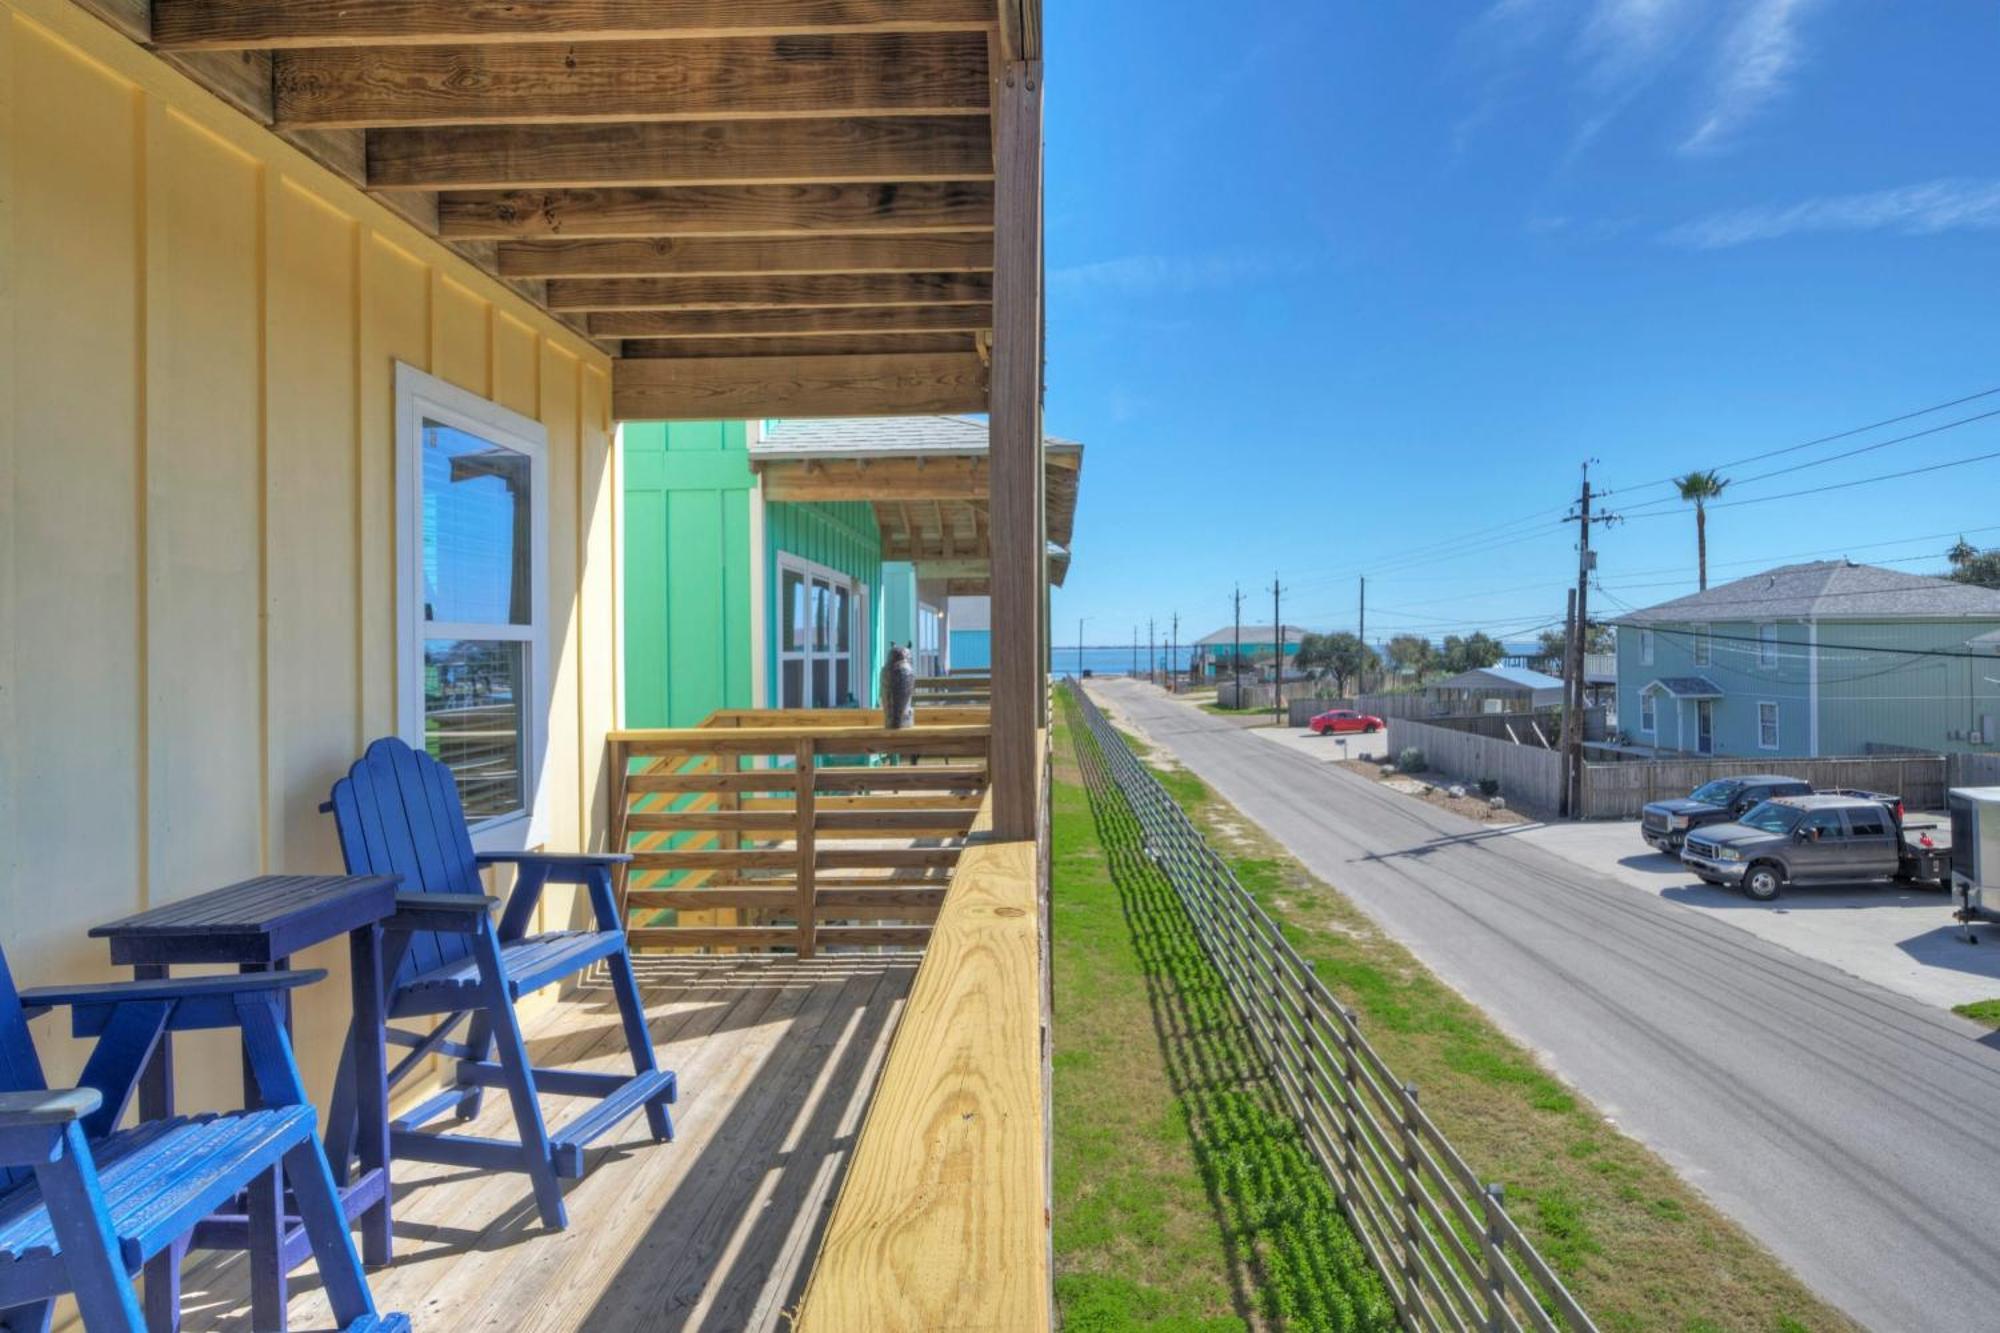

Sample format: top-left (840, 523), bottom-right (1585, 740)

top-left (1639, 629), bottom-right (1654, 666)
top-left (1758, 623), bottom-right (1778, 668)
top-left (1758, 701), bottom-right (1779, 750)
top-left (1639, 689), bottom-right (1656, 734)
top-left (395, 364), bottom-right (548, 839)
top-left (1692, 624), bottom-right (1711, 667)
top-left (778, 555), bottom-right (863, 708)
top-left (916, 602), bottom-right (943, 678)
top-left (1848, 809), bottom-right (1888, 838)
top-left (1804, 810), bottom-right (1845, 841)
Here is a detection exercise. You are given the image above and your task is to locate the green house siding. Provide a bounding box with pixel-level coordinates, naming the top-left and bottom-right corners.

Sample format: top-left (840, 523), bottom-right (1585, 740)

top-left (621, 420), bottom-right (756, 728)
top-left (765, 499), bottom-right (885, 708)
top-left (882, 561), bottom-right (918, 653)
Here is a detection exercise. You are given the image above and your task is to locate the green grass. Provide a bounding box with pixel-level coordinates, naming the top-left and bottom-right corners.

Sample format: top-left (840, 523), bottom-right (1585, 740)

top-left (1111, 718), bottom-right (1856, 1333)
top-left (1050, 701), bottom-right (1394, 1332)
top-left (1952, 999), bottom-right (2000, 1028)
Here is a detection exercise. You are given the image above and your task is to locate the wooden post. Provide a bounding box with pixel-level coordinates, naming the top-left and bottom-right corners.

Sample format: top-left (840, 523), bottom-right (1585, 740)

top-left (1400, 1082), bottom-right (1422, 1314)
top-left (990, 57), bottom-right (1044, 840)
top-left (795, 737), bottom-right (818, 958)
top-left (1482, 1183), bottom-right (1508, 1332)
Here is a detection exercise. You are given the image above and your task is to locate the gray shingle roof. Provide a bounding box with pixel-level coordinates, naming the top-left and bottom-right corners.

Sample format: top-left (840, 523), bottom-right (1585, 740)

top-left (1612, 560), bottom-right (2000, 623)
top-left (1193, 625), bottom-right (1315, 646)
top-left (752, 415), bottom-right (1080, 459)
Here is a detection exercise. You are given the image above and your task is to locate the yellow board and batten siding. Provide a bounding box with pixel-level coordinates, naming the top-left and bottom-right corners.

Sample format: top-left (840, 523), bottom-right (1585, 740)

top-left (0, 0), bottom-right (619, 1109)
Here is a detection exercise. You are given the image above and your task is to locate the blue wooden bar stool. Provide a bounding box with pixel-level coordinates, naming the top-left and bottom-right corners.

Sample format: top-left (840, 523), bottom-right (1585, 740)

top-left (323, 737), bottom-right (676, 1231)
top-left (0, 945), bottom-right (408, 1332)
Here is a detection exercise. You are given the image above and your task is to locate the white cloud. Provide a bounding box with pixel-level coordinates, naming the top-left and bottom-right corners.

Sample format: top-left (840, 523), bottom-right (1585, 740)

top-left (1576, 0), bottom-right (1699, 95)
top-left (1682, 0), bottom-right (1821, 153)
top-left (1664, 178), bottom-right (2000, 248)
top-left (1049, 251), bottom-right (1315, 297)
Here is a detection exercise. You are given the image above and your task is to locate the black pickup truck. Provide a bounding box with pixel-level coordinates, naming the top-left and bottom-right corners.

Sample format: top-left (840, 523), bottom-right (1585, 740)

top-left (1640, 775), bottom-right (1814, 852)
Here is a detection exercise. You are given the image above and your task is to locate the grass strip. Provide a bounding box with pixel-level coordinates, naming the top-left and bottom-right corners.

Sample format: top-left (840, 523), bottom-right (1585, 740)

top-left (1052, 697), bottom-right (1395, 1332)
top-left (1115, 702), bottom-right (1854, 1333)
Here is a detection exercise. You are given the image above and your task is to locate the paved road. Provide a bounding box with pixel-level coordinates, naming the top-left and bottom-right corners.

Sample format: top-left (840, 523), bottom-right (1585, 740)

top-left (1099, 679), bottom-right (2000, 1333)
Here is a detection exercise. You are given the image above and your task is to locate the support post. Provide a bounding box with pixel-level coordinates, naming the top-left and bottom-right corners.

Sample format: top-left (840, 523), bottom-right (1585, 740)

top-left (795, 738), bottom-right (818, 957)
top-left (990, 57), bottom-right (1044, 840)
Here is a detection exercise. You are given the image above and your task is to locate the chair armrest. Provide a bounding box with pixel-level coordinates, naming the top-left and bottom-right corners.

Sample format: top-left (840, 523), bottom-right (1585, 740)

top-left (19, 969), bottom-right (327, 1011)
top-left (395, 892), bottom-right (498, 914)
top-left (476, 851), bottom-right (633, 868)
top-left (0, 1088), bottom-right (101, 1129)
top-left (388, 891), bottom-right (498, 936)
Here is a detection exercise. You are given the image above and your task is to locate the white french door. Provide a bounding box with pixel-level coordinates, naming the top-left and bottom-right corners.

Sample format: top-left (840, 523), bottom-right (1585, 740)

top-left (778, 555), bottom-right (862, 709)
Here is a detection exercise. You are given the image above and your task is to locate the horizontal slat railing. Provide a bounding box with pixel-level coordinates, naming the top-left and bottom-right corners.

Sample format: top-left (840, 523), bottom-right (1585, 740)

top-left (607, 710), bottom-right (991, 956)
top-left (1065, 680), bottom-right (1597, 1333)
top-left (794, 783), bottom-right (1050, 1331)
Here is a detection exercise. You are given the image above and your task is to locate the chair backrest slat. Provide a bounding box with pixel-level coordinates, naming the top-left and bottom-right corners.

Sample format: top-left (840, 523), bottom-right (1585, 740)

top-left (0, 948), bottom-right (50, 1193)
top-left (329, 738), bottom-right (486, 987)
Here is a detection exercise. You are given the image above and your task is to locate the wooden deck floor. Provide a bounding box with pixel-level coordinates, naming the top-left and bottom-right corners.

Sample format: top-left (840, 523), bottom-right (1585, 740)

top-left (182, 953), bottom-right (918, 1332)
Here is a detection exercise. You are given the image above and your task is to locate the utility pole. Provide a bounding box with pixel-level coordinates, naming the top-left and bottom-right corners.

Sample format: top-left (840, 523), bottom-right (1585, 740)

top-left (1358, 575), bottom-right (1367, 691)
top-left (1232, 584), bottom-right (1244, 703)
top-left (1077, 616), bottom-right (1088, 679)
top-left (1148, 618), bottom-right (1156, 687)
top-left (1131, 625), bottom-right (1138, 678)
top-left (1271, 574), bottom-right (1286, 725)
top-left (1169, 611), bottom-right (1179, 695)
top-left (1560, 462), bottom-right (1610, 817)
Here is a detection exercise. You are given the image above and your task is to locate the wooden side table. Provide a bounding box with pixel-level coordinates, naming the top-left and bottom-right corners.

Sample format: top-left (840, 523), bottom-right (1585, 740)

top-left (91, 873), bottom-right (400, 1333)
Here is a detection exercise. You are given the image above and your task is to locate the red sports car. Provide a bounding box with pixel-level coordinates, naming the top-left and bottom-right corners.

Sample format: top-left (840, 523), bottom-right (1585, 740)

top-left (1309, 708), bottom-right (1384, 735)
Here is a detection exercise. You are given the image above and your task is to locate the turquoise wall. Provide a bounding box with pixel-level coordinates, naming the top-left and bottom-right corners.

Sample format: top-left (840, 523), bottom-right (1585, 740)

top-left (950, 628), bottom-right (991, 670)
top-left (765, 499), bottom-right (885, 708)
top-left (622, 421), bottom-right (755, 728)
top-left (882, 561), bottom-right (919, 654)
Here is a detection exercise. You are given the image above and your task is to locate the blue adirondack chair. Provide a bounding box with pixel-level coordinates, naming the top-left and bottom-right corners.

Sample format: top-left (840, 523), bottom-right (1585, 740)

top-left (323, 737), bottom-right (675, 1230)
top-left (0, 945), bottom-right (407, 1332)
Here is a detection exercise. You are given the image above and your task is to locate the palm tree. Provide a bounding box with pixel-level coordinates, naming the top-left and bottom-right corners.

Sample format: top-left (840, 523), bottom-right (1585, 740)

top-left (1675, 470), bottom-right (1730, 590)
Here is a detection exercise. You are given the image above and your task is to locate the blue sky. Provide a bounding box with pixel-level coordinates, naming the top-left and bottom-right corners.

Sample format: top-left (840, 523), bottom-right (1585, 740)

top-left (1043, 1), bottom-right (2000, 651)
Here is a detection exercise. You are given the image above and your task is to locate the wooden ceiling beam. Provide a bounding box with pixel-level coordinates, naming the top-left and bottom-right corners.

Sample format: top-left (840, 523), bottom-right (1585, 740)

top-left (763, 456), bottom-right (993, 503)
top-left (152, 0), bottom-right (998, 50)
top-left (548, 271), bottom-right (989, 312)
top-left (621, 333), bottom-right (976, 360)
top-left (589, 303), bottom-right (990, 338)
top-left (613, 352), bottom-right (987, 419)
top-left (497, 233), bottom-right (992, 278)
top-left (368, 116), bottom-right (992, 190)
top-left (274, 32), bottom-right (989, 129)
top-left (438, 181), bottom-right (993, 240)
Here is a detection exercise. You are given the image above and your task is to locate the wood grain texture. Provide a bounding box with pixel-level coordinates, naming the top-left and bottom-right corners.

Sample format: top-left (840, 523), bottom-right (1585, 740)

top-left (368, 116), bottom-right (993, 189)
top-left (548, 270), bottom-right (989, 311)
top-left (153, 0), bottom-right (997, 49)
top-left (620, 332), bottom-right (977, 359)
top-left (438, 181), bottom-right (994, 239)
top-left (497, 232), bottom-right (991, 277)
top-left (613, 351), bottom-right (986, 419)
top-left (275, 32), bottom-right (988, 128)
top-left (794, 837), bottom-right (1049, 1332)
top-left (592, 301), bottom-right (989, 337)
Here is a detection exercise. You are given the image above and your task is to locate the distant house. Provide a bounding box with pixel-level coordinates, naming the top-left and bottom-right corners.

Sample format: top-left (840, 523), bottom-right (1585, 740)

top-left (1190, 624), bottom-right (1315, 678)
top-left (1610, 560), bottom-right (2000, 757)
top-left (947, 594), bottom-right (991, 671)
top-left (1423, 665), bottom-right (1565, 714)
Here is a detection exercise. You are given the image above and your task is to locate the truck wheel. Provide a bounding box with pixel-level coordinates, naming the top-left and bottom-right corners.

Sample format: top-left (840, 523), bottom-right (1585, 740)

top-left (1744, 862), bottom-right (1783, 901)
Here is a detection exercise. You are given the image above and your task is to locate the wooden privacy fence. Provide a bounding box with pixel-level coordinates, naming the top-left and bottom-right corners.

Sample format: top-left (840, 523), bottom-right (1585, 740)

top-left (608, 709), bottom-right (992, 956)
top-left (1385, 717), bottom-right (1569, 814)
top-left (1068, 682), bottom-right (1597, 1333)
top-left (1579, 754), bottom-right (1948, 819)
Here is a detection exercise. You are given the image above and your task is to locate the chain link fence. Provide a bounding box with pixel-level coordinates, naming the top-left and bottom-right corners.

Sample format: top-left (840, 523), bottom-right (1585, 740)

top-left (1064, 679), bottom-right (1597, 1333)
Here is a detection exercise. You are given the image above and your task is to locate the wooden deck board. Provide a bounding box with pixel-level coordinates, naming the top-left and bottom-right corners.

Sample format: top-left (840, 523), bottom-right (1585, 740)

top-left (178, 954), bottom-right (918, 1332)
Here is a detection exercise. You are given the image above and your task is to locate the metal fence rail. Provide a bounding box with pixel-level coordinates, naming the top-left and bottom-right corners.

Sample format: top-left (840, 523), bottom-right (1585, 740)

top-left (1065, 680), bottom-right (1597, 1333)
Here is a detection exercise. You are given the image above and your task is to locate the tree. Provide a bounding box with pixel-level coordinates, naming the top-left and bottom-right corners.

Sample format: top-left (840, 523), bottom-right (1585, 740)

top-left (1386, 633), bottom-right (1435, 683)
top-left (1297, 631), bottom-right (1373, 694)
top-left (1675, 470), bottom-right (1730, 590)
top-left (1948, 537), bottom-right (2000, 589)
top-left (1440, 631), bottom-right (1504, 675)
top-left (1537, 624), bottom-right (1612, 672)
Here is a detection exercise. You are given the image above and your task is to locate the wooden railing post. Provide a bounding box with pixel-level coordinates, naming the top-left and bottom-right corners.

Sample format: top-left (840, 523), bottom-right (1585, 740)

top-left (796, 737), bottom-right (817, 958)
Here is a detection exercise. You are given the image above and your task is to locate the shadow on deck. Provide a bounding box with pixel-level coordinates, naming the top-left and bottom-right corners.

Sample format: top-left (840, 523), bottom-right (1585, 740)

top-left (182, 954), bottom-right (917, 1332)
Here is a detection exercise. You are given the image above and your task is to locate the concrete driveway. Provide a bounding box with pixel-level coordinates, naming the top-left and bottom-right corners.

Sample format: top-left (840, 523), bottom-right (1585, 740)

top-left (1247, 723), bottom-right (1394, 764)
top-left (1514, 819), bottom-right (2000, 1011)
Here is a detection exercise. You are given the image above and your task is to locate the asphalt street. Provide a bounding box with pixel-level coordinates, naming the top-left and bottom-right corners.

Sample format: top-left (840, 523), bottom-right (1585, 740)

top-left (1098, 677), bottom-right (2000, 1333)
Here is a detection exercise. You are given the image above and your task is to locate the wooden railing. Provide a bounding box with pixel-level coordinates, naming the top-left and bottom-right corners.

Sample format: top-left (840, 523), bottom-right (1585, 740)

top-left (914, 673), bottom-right (991, 707)
top-left (793, 788), bottom-right (1050, 1331)
top-left (607, 709), bottom-right (992, 956)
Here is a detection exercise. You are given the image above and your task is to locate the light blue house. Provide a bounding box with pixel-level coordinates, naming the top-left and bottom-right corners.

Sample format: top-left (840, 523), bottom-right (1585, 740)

top-left (1611, 560), bottom-right (2000, 757)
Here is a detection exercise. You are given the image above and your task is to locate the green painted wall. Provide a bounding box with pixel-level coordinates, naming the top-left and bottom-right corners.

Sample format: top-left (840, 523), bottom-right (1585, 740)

top-left (622, 420), bottom-right (756, 727)
top-left (882, 561), bottom-right (918, 653)
top-left (766, 499), bottom-right (885, 708)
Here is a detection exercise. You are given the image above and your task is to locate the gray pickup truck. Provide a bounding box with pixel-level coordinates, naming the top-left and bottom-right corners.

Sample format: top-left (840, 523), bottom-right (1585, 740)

top-left (1680, 791), bottom-right (1951, 900)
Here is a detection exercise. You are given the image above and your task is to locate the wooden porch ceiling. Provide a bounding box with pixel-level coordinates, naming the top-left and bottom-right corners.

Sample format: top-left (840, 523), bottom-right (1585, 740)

top-left (79, 0), bottom-right (1042, 418)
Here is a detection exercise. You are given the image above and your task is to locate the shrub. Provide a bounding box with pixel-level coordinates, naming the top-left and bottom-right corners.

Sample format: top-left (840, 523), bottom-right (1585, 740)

top-left (1477, 778), bottom-right (1500, 798)
top-left (1397, 746), bottom-right (1427, 773)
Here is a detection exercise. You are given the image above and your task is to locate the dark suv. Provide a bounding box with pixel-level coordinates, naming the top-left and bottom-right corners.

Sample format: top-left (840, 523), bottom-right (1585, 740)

top-left (1640, 775), bottom-right (1813, 852)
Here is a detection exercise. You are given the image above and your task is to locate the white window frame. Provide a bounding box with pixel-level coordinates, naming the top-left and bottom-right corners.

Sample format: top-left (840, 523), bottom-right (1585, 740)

top-left (1758, 700), bottom-right (1780, 750)
top-left (1691, 623), bottom-right (1711, 667)
top-left (1639, 628), bottom-right (1654, 666)
top-left (394, 363), bottom-right (550, 850)
top-left (1758, 623), bottom-right (1778, 668)
top-left (1639, 688), bottom-right (1656, 735)
top-left (776, 552), bottom-right (863, 709)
